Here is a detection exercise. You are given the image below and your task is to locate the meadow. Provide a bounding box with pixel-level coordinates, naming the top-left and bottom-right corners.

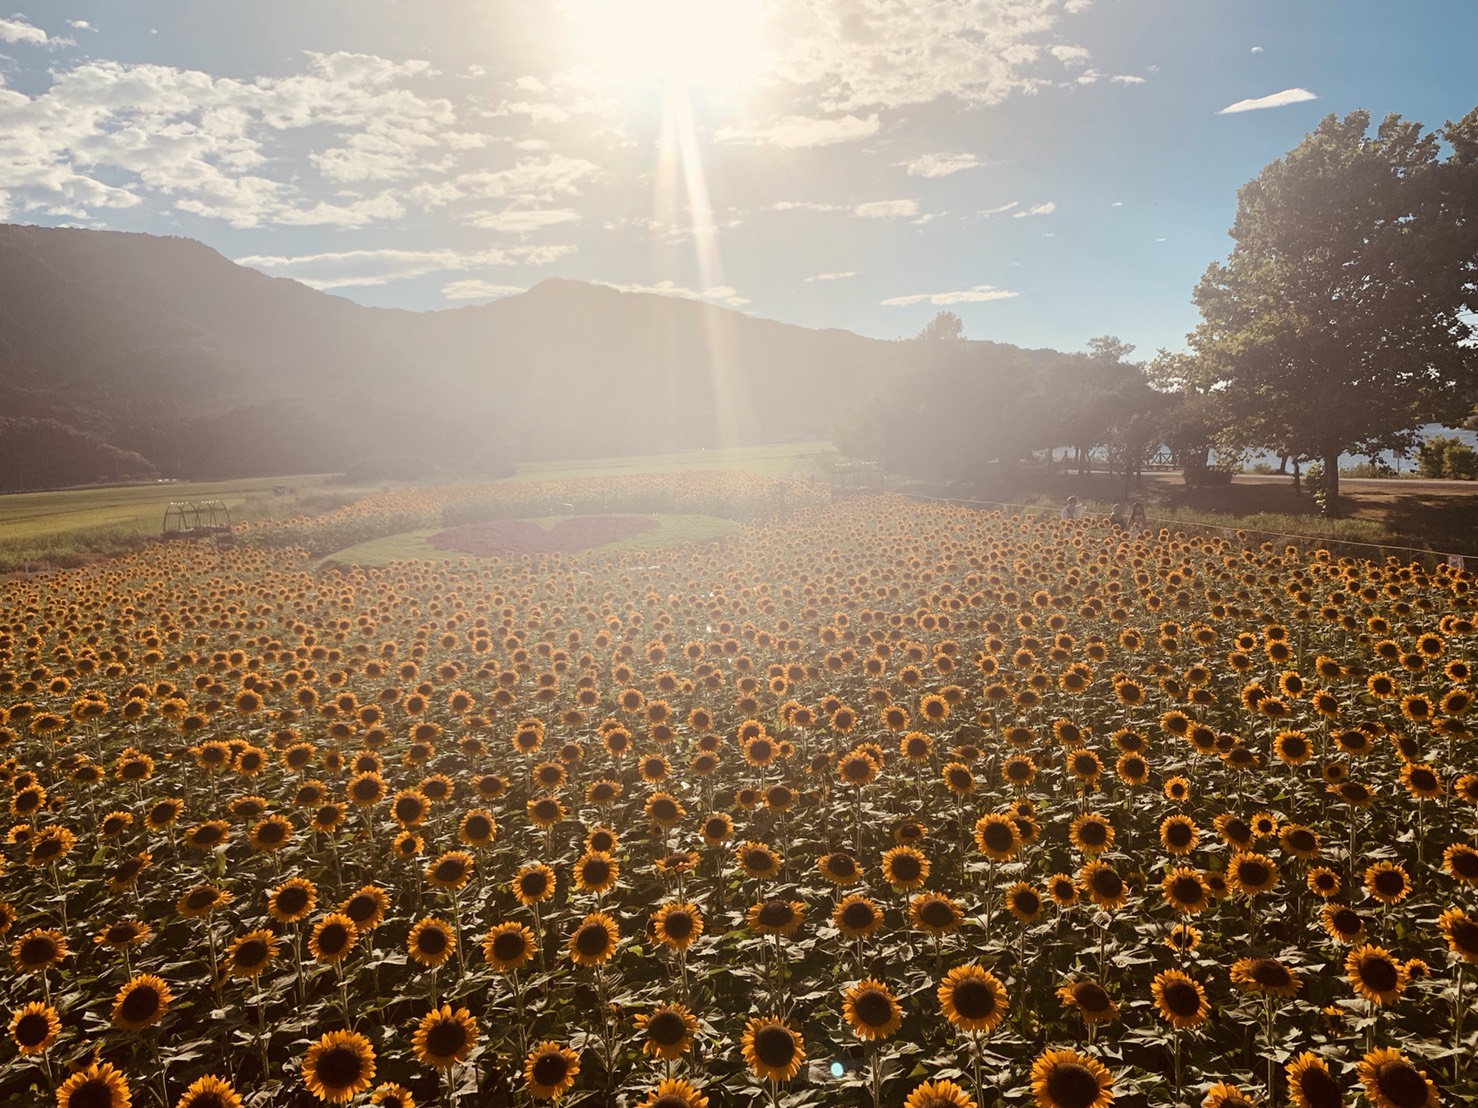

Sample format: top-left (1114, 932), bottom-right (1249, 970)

top-left (0, 472), bottom-right (1475, 1108)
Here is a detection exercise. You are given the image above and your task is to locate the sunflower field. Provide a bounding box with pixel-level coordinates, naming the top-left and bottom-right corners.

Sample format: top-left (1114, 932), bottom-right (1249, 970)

top-left (1, 479), bottom-right (1475, 1108)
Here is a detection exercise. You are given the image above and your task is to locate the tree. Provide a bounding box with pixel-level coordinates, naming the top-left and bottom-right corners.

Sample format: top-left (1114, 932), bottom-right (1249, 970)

top-left (916, 310), bottom-right (964, 343)
top-left (1188, 108), bottom-right (1478, 507)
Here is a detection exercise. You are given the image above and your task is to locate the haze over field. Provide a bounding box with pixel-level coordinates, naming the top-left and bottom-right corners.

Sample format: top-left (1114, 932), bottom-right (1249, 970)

top-left (0, 1), bottom-right (1473, 353)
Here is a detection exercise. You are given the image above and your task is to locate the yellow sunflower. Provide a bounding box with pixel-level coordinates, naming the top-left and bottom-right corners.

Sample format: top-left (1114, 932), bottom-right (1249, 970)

top-left (175, 1075), bottom-right (246, 1108)
top-left (111, 973), bottom-right (172, 1030)
top-left (1345, 945), bottom-right (1406, 1005)
top-left (224, 930), bottom-right (278, 978)
top-left (1283, 1052), bottom-right (1344, 1108)
top-left (482, 922), bottom-right (537, 972)
top-left (1355, 1048), bottom-right (1437, 1108)
top-left (568, 913), bottom-right (619, 967)
top-left (302, 1029), bottom-right (377, 1103)
top-left (1151, 969), bottom-right (1208, 1029)
top-left (904, 1081), bottom-right (977, 1108)
top-left (635, 1078), bottom-right (708, 1108)
top-left (741, 1016), bottom-right (805, 1082)
top-left (310, 914), bottom-right (359, 965)
top-left (1229, 956), bottom-right (1302, 998)
top-left (406, 917), bottom-right (456, 968)
top-left (938, 964), bottom-right (1007, 1033)
top-left (882, 845), bottom-right (931, 890)
top-left (412, 1005), bottom-right (478, 1069)
top-left (909, 893), bottom-right (963, 936)
top-left (525, 1042), bottom-right (580, 1099)
top-left (634, 1003), bottom-right (699, 1060)
top-left (56, 1063), bottom-right (131, 1108)
top-left (1028, 1048), bottom-right (1113, 1108)
top-left (843, 978), bottom-right (902, 1040)
top-left (1056, 979), bottom-right (1119, 1025)
top-left (649, 902), bottom-right (703, 951)
top-left (8, 1000), bottom-right (60, 1055)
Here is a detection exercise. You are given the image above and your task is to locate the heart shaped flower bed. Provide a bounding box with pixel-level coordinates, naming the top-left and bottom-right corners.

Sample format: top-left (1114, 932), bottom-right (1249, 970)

top-left (426, 515), bottom-right (656, 556)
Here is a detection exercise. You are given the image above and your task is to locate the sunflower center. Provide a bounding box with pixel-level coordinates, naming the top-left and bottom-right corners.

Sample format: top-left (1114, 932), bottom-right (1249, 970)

top-left (320, 924), bottom-right (351, 955)
top-left (234, 939), bottom-right (268, 968)
top-left (345, 896), bottom-right (378, 924)
top-left (743, 848), bottom-right (773, 872)
top-left (840, 902), bottom-right (877, 930)
top-left (1169, 876), bottom-right (1203, 904)
top-left (106, 924), bottom-right (139, 944)
top-left (64, 1075), bottom-right (120, 1108)
top-left (1162, 980), bottom-right (1201, 1016)
top-left (753, 1025), bottom-right (796, 1068)
top-left (533, 800), bottom-right (560, 821)
top-left (1449, 916), bottom-right (1478, 953)
top-left (14, 1012), bottom-right (50, 1046)
top-left (1294, 1065), bottom-right (1342, 1108)
top-left (581, 859), bottom-right (612, 886)
top-left (1249, 959), bottom-right (1291, 987)
top-left (1165, 822), bottom-right (1193, 847)
top-left (946, 768), bottom-right (970, 788)
top-left (919, 898), bottom-right (956, 928)
top-left (1090, 868), bottom-right (1123, 898)
top-left (951, 976), bottom-right (998, 1019)
top-left (647, 1009), bottom-right (688, 1044)
top-left (1044, 1061), bottom-right (1101, 1108)
top-left (889, 853), bottom-right (922, 882)
top-left (756, 901), bottom-right (795, 928)
top-left (650, 1096), bottom-right (689, 1108)
top-left (1359, 955), bottom-right (1399, 993)
top-left (120, 984), bottom-right (162, 1022)
top-left (1375, 1060), bottom-right (1429, 1108)
top-left (521, 873), bottom-right (550, 898)
top-left (1072, 982), bottom-right (1111, 1013)
top-left (491, 931), bottom-right (527, 962)
top-left (531, 1053), bottom-right (570, 1087)
top-left (575, 923), bottom-right (612, 956)
top-left (1373, 870), bottom-right (1406, 896)
top-left (416, 927), bottom-right (449, 956)
top-left (1452, 849), bottom-right (1478, 879)
top-left (983, 822), bottom-right (1016, 851)
top-left (20, 937), bottom-right (57, 964)
top-left (1286, 829), bottom-right (1316, 852)
top-left (434, 859), bottom-right (466, 883)
top-left (277, 887), bottom-right (310, 916)
top-left (1237, 860), bottom-right (1271, 886)
top-left (426, 1019), bottom-right (468, 1057)
top-left (662, 911), bottom-right (695, 940)
top-left (650, 799), bottom-right (678, 821)
top-left (825, 853), bottom-right (857, 877)
top-left (854, 988), bottom-right (893, 1027)
top-left (317, 1045), bottom-right (365, 1090)
top-left (1014, 890), bottom-right (1041, 914)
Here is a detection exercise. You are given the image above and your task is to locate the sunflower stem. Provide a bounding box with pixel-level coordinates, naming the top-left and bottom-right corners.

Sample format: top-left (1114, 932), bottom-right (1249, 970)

top-left (1455, 961), bottom-right (1467, 1084)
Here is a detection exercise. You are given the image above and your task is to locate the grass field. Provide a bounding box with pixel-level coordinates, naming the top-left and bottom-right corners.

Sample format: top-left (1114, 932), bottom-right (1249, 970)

top-left (319, 513), bottom-right (743, 568)
top-left (512, 440), bottom-right (839, 482)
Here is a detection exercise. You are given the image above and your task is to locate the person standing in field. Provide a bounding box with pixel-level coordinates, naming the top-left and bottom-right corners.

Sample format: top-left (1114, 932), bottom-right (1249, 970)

top-left (1061, 496), bottom-right (1084, 522)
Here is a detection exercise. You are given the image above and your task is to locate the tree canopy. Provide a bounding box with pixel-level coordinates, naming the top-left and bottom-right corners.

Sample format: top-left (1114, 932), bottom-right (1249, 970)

top-left (1188, 107), bottom-right (1478, 503)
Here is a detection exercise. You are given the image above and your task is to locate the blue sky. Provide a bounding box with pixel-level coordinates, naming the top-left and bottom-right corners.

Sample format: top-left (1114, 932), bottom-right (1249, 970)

top-left (1, 1), bottom-right (1473, 356)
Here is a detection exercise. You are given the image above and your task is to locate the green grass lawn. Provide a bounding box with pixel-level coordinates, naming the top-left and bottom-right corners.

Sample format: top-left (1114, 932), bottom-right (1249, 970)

top-left (319, 514), bottom-right (743, 569)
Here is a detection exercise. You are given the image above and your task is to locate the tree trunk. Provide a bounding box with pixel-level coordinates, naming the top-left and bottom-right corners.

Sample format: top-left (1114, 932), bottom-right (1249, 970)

top-left (1324, 451), bottom-right (1340, 506)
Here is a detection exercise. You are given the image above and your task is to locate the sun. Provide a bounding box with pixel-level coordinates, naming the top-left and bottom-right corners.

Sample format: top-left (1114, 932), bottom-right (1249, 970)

top-left (568, 0), bottom-right (770, 92)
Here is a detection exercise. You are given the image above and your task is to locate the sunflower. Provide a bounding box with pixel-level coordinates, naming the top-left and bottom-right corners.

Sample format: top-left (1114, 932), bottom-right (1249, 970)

top-left (426, 851), bottom-right (474, 891)
top-left (1158, 815), bottom-right (1199, 855)
top-left (1304, 867), bottom-right (1340, 899)
top-left (514, 863), bottom-right (557, 906)
top-left (56, 1063), bottom-right (131, 1108)
top-left (1229, 956), bottom-right (1302, 997)
top-left (645, 792), bottom-right (685, 829)
top-left (636, 1078), bottom-right (709, 1108)
top-left (742, 1016), bottom-right (805, 1082)
top-left (1320, 904), bottom-right (1366, 945)
top-left (112, 973), bottom-right (173, 1030)
top-left (903, 1080), bottom-right (978, 1108)
top-left (527, 796), bottom-right (566, 828)
top-left (1284, 1052), bottom-right (1344, 1108)
top-left (411, 1004), bottom-right (478, 1070)
top-left (108, 852), bottom-right (152, 893)
top-left (482, 922), bottom-right (537, 972)
top-left (882, 845), bottom-right (930, 890)
top-left (1444, 842), bottom-right (1478, 885)
top-left (177, 884), bottom-right (232, 919)
top-left (634, 1002), bottom-right (699, 1059)
top-left (649, 902), bottom-right (703, 951)
top-left (368, 1084), bottom-right (416, 1108)
top-left (834, 895), bottom-right (884, 939)
top-left (818, 851), bottom-right (861, 885)
top-left (938, 964), bottom-right (1007, 1033)
top-left (9, 1000), bottom-right (60, 1055)
top-left (1028, 1048), bottom-right (1113, 1108)
top-left (1227, 851), bottom-right (1279, 896)
top-left (224, 929), bottom-right (278, 978)
top-left (1080, 861), bottom-right (1128, 911)
top-left (175, 1075), bottom-right (246, 1108)
top-left (1151, 968), bottom-right (1209, 1029)
top-left (11, 927), bottom-right (66, 973)
top-left (1355, 1048), bottom-right (1438, 1108)
top-left (1363, 861), bottom-right (1412, 905)
top-left (1438, 906), bottom-right (1478, 962)
top-left (302, 1029), bottom-right (377, 1103)
top-left (1068, 813), bottom-right (1113, 856)
top-left (748, 899), bottom-right (805, 937)
top-left (974, 813), bottom-right (1024, 860)
top-left (310, 914), bottom-right (360, 965)
top-left (940, 761), bottom-right (973, 795)
top-left (1278, 824), bottom-right (1321, 860)
top-left (735, 841), bottom-right (782, 880)
top-left (569, 912), bottom-right (619, 966)
top-left (1345, 945), bottom-right (1406, 1005)
top-left (1056, 980), bottom-right (1119, 1025)
top-left (1203, 1082), bottom-right (1258, 1107)
top-left (843, 978), bottom-right (902, 1040)
top-left (574, 851), bottom-right (619, 896)
top-left (95, 918), bottom-right (152, 951)
top-left (1005, 881), bottom-right (1044, 923)
top-left (407, 917), bottom-right (456, 968)
top-left (910, 893), bottom-right (963, 935)
top-left (268, 877), bottom-right (318, 924)
top-left (1160, 867), bottom-right (1209, 916)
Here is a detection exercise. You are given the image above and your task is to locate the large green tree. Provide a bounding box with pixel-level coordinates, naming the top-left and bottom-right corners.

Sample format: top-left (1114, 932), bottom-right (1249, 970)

top-left (1189, 107), bottom-right (1478, 504)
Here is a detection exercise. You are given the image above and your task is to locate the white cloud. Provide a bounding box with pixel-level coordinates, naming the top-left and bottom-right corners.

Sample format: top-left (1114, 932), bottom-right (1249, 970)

top-left (465, 207), bottom-right (582, 233)
top-left (594, 279), bottom-right (749, 308)
top-left (1109, 74), bottom-right (1146, 85)
top-left (1013, 201), bottom-right (1056, 218)
top-left (442, 279), bottom-right (525, 301)
top-left (805, 271), bottom-right (856, 282)
top-left (0, 17), bottom-right (46, 44)
top-left (765, 200), bottom-right (844, 213)
top-left (854, 199), bottom-right (918, 219)
top-left (978, 201), bottom-right (1020, 217)
top-left (1250, 46), bottom-right (1264, 54)
top-left (235, 244), bottom-right (574, 288)
top-left (882, 285), bottom-right (1019, 307)
top-left (1217, 88), bottom-right (1317, 114)
top-left (1051, 45), bottom-right (1091, 67)
top-left (714, 113), bottom-right (879, 149)
top-left (898, 152), bottom-right (981, 178)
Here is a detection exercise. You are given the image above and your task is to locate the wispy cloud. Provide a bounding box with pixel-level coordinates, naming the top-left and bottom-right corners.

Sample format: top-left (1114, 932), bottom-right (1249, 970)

top-left (714, 113), bottom-right (879, 149)
top-left (235, 244), bottom-right (571, 288)
top-left (897, 152), bottom-right (982, 178)
top-left (805, 271), bottom-right (856, 283)
top-left (593, 279), bottom-right (749, 308)
top-left (1013, 202), bottom-right (1056, 218)
top-left (441, 280), bottom-right (525, 301)
top-left (0, 17), bottom-right (47, 44)
top-left (1218, 88), bottom-right (1316, 114)
top-left (854, 199), bottom-right (918, 219)
top-left (882, 285), bottom-right (1018, 307)
top-left (978, 201), bottom-right (1020, 217)
top-left (464, 207), bottom-right (581, 233)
